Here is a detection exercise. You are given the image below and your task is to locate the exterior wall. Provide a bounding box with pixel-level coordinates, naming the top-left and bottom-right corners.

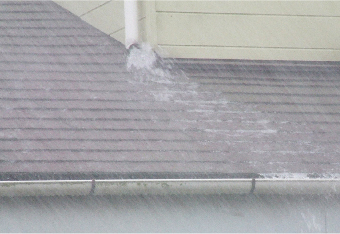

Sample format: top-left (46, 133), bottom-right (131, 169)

top-left (152, 1), bottom-right (340, 61)
top-left (54, 1), bottom-right (340, 61)
top-left (54, 0), bottom-right (147, 45)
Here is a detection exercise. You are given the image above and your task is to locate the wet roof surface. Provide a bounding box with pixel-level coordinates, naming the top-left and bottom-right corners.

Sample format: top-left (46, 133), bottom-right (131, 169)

top-left (1, 1), bottom-right (340, 180)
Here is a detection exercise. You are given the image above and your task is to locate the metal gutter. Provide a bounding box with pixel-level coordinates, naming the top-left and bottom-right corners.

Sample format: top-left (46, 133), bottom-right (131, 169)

top-left (0, 180), bottom-right (92, 197)
top-left (94, 179), bottom-right (252, 196)
top-left (1, 179), bottom-right (340, 197)
top-left (254, 179), bottom-right (340, 195)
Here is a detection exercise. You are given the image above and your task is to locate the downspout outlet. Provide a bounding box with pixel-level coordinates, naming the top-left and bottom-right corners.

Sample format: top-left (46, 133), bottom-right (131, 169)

top-left (124, 0), bottom-right (139, 49)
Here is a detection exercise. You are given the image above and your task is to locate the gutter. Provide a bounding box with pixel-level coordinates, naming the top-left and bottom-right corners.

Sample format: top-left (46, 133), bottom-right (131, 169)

top-left (1, 179), bottom-right (340, 197)
top-left (124, 0), bottom-right (139, 49)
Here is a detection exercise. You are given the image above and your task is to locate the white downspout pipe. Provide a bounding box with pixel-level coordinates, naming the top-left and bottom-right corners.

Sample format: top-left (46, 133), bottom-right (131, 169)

top-left (124, 0), bottom-right (139, 49)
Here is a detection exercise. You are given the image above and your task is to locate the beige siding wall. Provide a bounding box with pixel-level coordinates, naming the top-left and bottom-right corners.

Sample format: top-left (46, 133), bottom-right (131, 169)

top-left (54, 1), bottom-right (147, 45)
top-left (153, 1), bottom-right (340, 61)
top-left (54, 1), bottom-right (340, 61)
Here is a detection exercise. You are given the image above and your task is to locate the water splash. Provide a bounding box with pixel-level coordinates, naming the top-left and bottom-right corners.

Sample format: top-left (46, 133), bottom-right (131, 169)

top-left (125, 43), bottom-right (281, 166)
top-left (126, 43), bottom-right (175, 83)
top-left (127, 43), bottom-right (157, 71)
top-left (126, 43), bottom-right (195, 103)
top-left (260, 173), bottom-right (340, 179)
top-left (260, 173), bottom-right (309, 179)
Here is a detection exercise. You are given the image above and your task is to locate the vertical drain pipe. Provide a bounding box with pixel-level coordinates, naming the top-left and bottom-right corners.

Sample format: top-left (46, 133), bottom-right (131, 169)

top-left (124, 0), bottom-right (139, 49)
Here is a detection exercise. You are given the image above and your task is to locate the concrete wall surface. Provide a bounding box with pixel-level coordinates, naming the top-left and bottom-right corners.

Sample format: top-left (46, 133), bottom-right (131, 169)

top-left (0, 194), bottom-right (339, 232)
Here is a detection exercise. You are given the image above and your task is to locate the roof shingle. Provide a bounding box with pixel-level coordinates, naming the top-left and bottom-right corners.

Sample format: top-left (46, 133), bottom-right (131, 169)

top-left (1, 1), bottom-right (340, 180)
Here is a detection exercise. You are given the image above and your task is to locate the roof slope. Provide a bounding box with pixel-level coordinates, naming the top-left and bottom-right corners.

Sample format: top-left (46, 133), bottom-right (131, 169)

top-left (1, 1), bottom-right (340, 180)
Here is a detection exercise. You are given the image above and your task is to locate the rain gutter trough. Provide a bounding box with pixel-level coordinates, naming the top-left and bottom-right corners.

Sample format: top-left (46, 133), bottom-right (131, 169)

top-left (1, 179), bottom-right (340, 196)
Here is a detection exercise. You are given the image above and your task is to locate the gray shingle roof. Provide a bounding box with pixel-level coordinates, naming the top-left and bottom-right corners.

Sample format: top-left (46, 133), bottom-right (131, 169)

top-left (1, 1), bottom-right (340, 180)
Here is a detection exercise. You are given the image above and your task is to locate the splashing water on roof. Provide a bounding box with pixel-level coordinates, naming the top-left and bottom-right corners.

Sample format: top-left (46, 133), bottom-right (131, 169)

top-left (126, 43), bottom-right (176, 83)
top-left (127, 43), bottom-right (157, 71)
